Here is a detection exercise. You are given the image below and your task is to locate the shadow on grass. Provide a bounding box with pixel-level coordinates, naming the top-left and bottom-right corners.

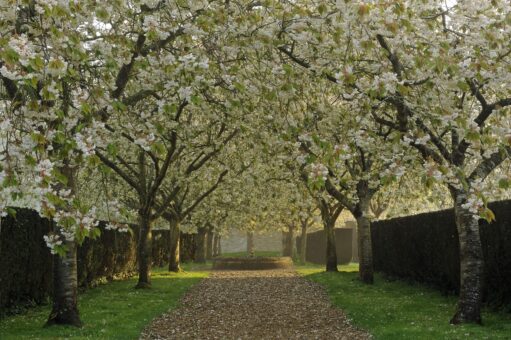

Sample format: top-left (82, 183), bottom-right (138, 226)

top-left (0, 266), bottom-right (208, 340)
top-left (298, 267), bottom-right (511, 340)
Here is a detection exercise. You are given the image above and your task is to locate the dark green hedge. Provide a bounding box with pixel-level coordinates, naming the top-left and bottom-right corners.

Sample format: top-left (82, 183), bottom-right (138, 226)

top-left (298, 228), bottom-right (353, 265)
top-left (0, 209), bottom-right (192, 315)
top-left (371, 199), bottom-right (511, 308)
top-left (0, 209), bottom-right (53, 315)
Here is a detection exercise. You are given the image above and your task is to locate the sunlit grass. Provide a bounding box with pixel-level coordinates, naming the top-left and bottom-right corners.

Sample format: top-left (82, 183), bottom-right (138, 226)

top-left (0, 264), bottom-right (208, 340)
top-left (297, 264), bottom-right (511, 339)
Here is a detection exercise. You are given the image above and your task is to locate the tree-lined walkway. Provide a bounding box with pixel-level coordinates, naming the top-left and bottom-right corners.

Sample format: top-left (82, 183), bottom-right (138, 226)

top-left (140, 269), bottom-right (369, 339)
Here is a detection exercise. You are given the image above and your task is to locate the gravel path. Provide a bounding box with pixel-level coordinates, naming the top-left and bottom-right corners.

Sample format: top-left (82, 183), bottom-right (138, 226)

top-left (140, 269), bottom-right (370, 339)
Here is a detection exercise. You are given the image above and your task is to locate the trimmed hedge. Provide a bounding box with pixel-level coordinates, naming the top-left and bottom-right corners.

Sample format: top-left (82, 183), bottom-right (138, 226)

top-left (0, 209), bottom-right (53, 315)
top-left (0, 209), bottom-right (194, 315)
top-left (298, 228), bottom-right (352, 265)
top-left (371, 199), bottom-right (511, 308)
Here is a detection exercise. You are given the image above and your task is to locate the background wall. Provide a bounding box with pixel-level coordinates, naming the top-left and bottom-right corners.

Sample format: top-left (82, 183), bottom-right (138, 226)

top-left (220, 229), bottom-right (282, 253)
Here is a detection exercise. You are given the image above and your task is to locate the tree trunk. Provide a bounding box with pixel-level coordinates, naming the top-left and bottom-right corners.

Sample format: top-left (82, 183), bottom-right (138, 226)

top-left (168, 219), bottom-right (181, 272)
top-left (350, 221), bottom-right (359, 262)
top-left (247, 231), bottom-right (255, 255)
top-left (218, 235), bottom-right (222, 256)
top-left (46, 163), bottom-right (82, 327)
top-left (354, 190), bottom-right (374, 284)
top-left (356, 213), bottom-right (374, 284)
top-left (213, 233), bottom-right (219, 257)
top-left (195, 227), bottom-right (206, 263)
top-left (299, 221), bottom-right (307, 264)
top-left (206, 228), bottom-right (214, 260)
top-left (450, 189), bottom-right (483, 324)
top-left (287, 225), bottom-right (296, 259)
top-left (136, 212), bottom-right (153, 288)
top-left (325, 220), bottom-right (338, 272)
top-left (281, 230), bottom-right (292, 257)
top-left (46, 238), bottom-right (82, 327)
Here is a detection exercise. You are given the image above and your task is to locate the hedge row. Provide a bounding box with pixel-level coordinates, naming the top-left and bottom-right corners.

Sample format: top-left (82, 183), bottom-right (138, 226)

top-left (371, 199), bottom-right (511, 308)
top-left (0, 208), bottom-right (195, 315)
top-left (297, 228), bottom-right (353, 265)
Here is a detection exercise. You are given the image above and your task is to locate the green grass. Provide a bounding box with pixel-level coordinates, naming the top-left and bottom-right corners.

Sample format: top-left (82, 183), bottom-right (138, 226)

top-left (217, 250), bottom-right (281, 258)
top-left (0, 264), bottom-right (209, 339)
top-left (297, 263), bottom-right (511, 339)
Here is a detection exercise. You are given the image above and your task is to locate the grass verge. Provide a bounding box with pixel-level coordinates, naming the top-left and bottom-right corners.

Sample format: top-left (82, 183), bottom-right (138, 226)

top-left (297, 263), bottom-right (511, 340)
top-left (0, 264), bottom-right (208, 339)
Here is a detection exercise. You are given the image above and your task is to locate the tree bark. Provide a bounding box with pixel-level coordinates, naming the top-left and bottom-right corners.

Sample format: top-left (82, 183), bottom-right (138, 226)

top-left (354, 186), bottom-right (374, 284)
top-left (195, 227), bottom-right (207, 263)
top-left (356, 212), bottom-right (374, 284)
top-left (206, 227), bottom-right (214, 260)
top-left (299, 221), bottom-right (308, 264)
top-left (213, 233), bottom-right (219, 257)
top-left (46, 163), bottom-right (82, 327)
top-left (287, 225), bottom-right (296, 259)
top-left (281, 230), bottom-right (293, 257)
top-left (168, 219), bottom-right (181, 272)
top-left (217, 235), bottom-right (222, 256)
top-left (247, 231), bottom-right (255, 255)
top-left (450, 189), bottom-right (483, 324)
top-left (348, 221), bottom-right (359, 262)
top-left (325, 220), bottom-right (338, 272)
top-left (136, 212), bottom-right (153, 288)
top-left (46, 238), bottom-right (82, 327)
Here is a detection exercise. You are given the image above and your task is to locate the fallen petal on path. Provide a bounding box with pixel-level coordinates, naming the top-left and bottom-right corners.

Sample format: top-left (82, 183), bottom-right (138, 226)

top-left (140, 269), bottom-right (370, 339)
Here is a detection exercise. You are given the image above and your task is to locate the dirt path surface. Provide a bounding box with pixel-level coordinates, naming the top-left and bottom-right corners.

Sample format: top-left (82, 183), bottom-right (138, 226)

top-left (140, 269), bottom-right (370, 339)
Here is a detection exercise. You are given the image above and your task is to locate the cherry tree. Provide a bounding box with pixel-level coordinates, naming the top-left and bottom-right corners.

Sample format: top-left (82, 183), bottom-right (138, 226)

top-left (275, 0), bottom-right (511, 323)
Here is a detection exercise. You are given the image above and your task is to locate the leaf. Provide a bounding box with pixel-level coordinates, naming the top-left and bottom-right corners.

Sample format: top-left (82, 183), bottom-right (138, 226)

top-left (481, 208), bottom-right (496, 223)
top-left (91, 227), bottom-right (102, 239)
top-left (498, 178), bottom-right (510, 189)
top-left (52, 169), bottom-right (69, 185)
top-left (6, 207), bottom-right (17, 218)
top-left (53, 244), bottom-right (68, 257)
top-left (107, 143), bottom-right (119, 157)
top-left (456, 80), bottom-right (469, 92)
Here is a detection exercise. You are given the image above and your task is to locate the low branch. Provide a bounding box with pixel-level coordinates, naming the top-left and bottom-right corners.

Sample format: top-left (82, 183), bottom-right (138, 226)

top-left (469, 146), bottom-right (510, 182)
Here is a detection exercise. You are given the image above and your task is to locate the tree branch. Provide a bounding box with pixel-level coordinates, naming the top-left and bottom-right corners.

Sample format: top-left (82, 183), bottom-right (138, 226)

top-left (96, 151), bottom-right (141, 193)
top-left (182, 170), bottom-right (228, 218)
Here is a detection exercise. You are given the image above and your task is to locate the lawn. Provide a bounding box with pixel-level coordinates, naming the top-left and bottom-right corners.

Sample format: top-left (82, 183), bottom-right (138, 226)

top-left (297, 264), bottom-right (511, 340)
top-left (0, 264), bottom-right (209, 340)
